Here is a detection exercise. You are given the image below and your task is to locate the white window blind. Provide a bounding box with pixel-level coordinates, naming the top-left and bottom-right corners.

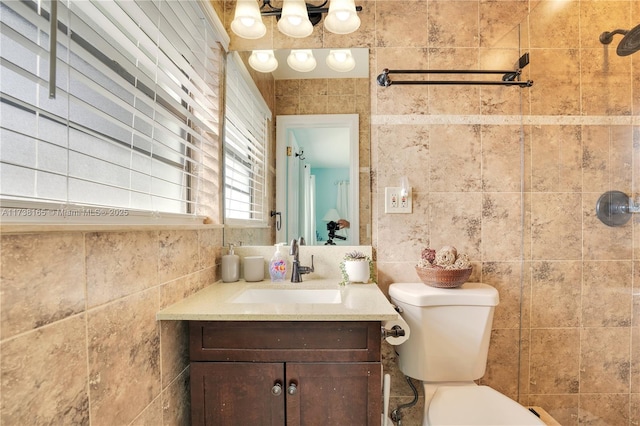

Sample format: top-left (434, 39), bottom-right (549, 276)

top-left (0, 0), bottom-right (224, 220)
top-left (224, 52), bottom-right (270, 224)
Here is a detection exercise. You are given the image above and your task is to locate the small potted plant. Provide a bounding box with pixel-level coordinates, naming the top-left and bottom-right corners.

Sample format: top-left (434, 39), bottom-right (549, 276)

top-left (340, 250), bottom-right (374, 285)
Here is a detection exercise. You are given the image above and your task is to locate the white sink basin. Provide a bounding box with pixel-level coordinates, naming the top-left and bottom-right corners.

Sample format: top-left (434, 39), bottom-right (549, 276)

top-left (232, 288), bottom-right (342, 304)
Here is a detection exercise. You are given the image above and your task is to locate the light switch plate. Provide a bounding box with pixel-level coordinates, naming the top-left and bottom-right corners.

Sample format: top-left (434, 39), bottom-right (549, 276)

top-left (385, 187), bottom-right (412, 214)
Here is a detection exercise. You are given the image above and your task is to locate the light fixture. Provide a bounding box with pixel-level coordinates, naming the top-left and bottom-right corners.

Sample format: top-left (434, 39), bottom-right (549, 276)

top-left (230, 0), bottom-right (267, 39)
top-left (324, 0), bottom-right (360, 34)
top-left (287, 49), bottom-right (317, 72)
top-left (231, 0), bottom-right (363, 39)
top-left (322, 208), bottom-right (341, 222)
top-left (326, 49), bottom-right (355, 72)
top-left (278, 0), bottom-right (313, 38)
top-left (249, 50), bottom-right (278, 72)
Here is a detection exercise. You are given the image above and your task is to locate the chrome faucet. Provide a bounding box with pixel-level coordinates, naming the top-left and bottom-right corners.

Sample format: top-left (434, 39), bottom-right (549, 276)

top-left (290, 237), bottom-right (314, 282)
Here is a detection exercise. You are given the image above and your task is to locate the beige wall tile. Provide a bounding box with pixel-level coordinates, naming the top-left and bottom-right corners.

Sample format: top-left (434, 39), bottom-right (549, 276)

top-left (428, 1), bottom-right (479, 48)
top-left (530, 125), bottom-right (582, 193)
top-left (578, 393), bottom-right (630, 425)
top-left (430, 125), bottom-right (482, 192)
top-left (158, 230), bottom-right (199, 284)
top-left (483, 262), bottom-right (525, 329)
top-left (580, 327), bottom-right (631, 394)
top-left (375, 124), bottom-right (429, 190)
top-left (85, 231), bottom-right (159, 308)
top-left (582, 261), bottom-right (632, 327)
top-left (531, 261), bottom-right (582, 328)
top-left (0, 233), bottom-right (85, 339)
top-left (428, 192), bottom-right (482, 260)
top-left (87, 289), bottom-right (161, 425)
top-left (529, 0), bottom-right (580, 49)
top-left (482, 125), bottom-right (523, 192)
top-left (529, 49), bottom-right (581, 115)
top-left (375, 1), bottom-right (429, 48)
top-left (582, 125), bottom-right (633, 194)
top-left (481, 328), bottom-right (520, 400)
top-left (479, 1), bottom-right (529, 49)
top-left (530, 192), bottom-right (582, 260)
top-left (132, 397), bottom-right (163, 426)
top-left (580, 48), bottom-right (632, 116)
top-left (0, 315), bottom-right (89, 425)
top-left (530, 328), bottom-right (580, 394)
top-left (482, 193), bottom-right (522, 262)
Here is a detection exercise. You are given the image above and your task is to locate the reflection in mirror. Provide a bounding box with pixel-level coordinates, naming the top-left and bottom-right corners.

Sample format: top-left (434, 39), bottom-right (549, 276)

top-left (250, 48), bottom-right (369, 79)
top-left (276, 114), bottom-right (359, 246)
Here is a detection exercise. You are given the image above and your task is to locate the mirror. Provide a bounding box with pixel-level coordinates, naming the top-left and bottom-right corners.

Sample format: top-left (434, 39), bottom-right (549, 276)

top-left (276, 114), bottom-right (359, 245)
top-left (224, 48), bottom-right (370, 248)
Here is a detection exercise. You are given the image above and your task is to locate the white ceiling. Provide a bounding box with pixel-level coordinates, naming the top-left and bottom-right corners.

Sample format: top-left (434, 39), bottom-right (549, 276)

top-left (290, 127), bottom-right (350, 168)
top-left (270, 47), bottom-right (369, 80)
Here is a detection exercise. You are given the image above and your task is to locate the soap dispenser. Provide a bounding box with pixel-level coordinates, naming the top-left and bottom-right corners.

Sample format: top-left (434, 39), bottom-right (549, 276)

top-left (222, 243), bottom-right (240, 283)
top-left (269, 243), bottom-right (287, 282)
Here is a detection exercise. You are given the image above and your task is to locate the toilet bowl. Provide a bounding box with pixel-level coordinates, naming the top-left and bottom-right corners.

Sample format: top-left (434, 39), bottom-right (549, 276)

top-left (389, 282), bottom-right (545, 426)
top-left (425, 384), bottom-right (544, 425)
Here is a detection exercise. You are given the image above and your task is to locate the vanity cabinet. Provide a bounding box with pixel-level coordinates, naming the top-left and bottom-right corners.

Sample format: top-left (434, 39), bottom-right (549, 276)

top-left (189, 321), bottom-right (382, 426)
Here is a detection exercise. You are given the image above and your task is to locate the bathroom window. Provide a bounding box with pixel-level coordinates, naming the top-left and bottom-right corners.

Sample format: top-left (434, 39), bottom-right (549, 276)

top-left (223, 53), bottom-right (270, 225)
top-left (0, 0), bottom-right (225, 220)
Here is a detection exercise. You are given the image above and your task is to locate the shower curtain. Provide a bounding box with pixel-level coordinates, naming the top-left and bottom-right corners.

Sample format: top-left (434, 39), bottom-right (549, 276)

top-left (336, 180), bottom-right (349, 243)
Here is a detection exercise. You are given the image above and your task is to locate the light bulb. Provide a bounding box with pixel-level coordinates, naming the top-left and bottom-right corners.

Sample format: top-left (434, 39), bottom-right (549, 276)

top-left (333, 51), bottom-right (347, 62)
top-left (326, 49), bottom-right (355, 72)
top-left (336, 11), bottom-right (350, 21)
top-left (287, 16), bottom-right (303, 26)
top-left (240, 17), bottom-right (255, 27)
top-left (287, 50), bottom-right (316, 72)
top-left (249, 50), bottom-right (278, 73)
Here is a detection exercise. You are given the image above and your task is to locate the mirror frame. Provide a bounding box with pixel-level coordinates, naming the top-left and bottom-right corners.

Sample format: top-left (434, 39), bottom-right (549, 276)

top-left (275, 114), bottom-right (360, 245)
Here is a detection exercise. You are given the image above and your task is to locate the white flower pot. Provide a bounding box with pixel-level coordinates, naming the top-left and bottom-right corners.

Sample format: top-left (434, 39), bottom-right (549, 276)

top-left (344, 260), bottom-right (369, 283)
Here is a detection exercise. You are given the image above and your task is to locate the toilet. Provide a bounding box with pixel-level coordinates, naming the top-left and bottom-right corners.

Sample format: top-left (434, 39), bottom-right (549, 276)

top-left (389, 282), bottom-right (545, 426)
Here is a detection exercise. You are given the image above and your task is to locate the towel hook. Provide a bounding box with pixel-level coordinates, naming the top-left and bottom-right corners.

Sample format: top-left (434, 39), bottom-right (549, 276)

top-left (270, 210), bottom-right (282, 231)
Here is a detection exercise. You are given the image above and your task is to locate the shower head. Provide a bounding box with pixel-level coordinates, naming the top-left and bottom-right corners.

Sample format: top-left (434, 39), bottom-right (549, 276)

top-left (599, 23), bottom-right (640, 56)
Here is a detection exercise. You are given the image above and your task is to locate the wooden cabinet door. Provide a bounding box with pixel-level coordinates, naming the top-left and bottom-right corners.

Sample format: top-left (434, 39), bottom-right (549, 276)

top-left (191, 362), bottom-right (285, 426)
top-left (286, 363), bottom-right (382, 426)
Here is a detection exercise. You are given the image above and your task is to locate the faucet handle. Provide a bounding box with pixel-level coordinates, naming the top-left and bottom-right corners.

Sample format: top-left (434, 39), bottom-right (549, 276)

top-left (298, 236), bottom-right (305, 245)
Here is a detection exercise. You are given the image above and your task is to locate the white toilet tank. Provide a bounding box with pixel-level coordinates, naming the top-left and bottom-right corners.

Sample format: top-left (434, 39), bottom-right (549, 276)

top-left (389, 282), bottom-right (499, 382)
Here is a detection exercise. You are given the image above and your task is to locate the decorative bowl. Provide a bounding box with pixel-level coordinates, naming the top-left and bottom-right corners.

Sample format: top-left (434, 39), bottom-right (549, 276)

top-left (415, 266), bottom-right (472, 288)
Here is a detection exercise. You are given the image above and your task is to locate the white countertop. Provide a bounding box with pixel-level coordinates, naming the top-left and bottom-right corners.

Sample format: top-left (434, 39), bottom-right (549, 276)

top-left (156, 279), bottom-right (399, 321)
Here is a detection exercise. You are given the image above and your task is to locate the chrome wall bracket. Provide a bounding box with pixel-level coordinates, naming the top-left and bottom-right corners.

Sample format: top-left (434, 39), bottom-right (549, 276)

top-left (596, 190), bottom-right (640, 227)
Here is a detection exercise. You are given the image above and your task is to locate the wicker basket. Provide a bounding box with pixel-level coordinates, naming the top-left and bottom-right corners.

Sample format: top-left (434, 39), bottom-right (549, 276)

top-left (415, 266), bottom-right (472, 288)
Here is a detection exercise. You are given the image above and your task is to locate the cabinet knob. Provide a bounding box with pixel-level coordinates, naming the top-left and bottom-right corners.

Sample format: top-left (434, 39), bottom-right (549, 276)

top-left (271, 382), bottom-right (283, 396)
top-left (287, 382), bottom-right (298, 395)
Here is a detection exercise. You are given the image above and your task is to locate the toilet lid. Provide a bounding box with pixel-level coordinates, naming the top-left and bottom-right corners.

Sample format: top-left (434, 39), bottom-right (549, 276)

top-left (428, 386), bottom-right (546, 425)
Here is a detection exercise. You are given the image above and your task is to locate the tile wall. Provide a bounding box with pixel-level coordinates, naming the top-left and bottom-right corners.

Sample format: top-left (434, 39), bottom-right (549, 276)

top-left (0, 227), bottom-right (222, 425)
